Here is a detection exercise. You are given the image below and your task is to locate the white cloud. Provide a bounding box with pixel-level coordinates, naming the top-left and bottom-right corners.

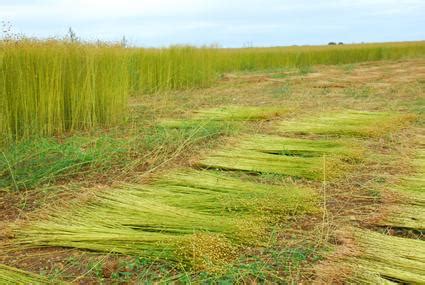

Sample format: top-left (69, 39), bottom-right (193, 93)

top-left (0, 0), bottom-right (208, 21)
top-left (0, 0), bottom-right (424, 46)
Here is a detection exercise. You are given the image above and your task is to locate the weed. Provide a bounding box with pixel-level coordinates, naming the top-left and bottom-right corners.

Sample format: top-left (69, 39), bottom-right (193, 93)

top-left (271, 84), bottom-right (292, 98)
top-left (298, 65), bottom-right (314, 75)
top-left (341, 63), bottom-right (356, 73)
top-left (344, 86), bottom-right (371, 98)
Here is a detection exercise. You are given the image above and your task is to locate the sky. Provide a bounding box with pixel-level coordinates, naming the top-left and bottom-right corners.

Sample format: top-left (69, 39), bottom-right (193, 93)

top-left (1, 0), bottom-right (424, 47)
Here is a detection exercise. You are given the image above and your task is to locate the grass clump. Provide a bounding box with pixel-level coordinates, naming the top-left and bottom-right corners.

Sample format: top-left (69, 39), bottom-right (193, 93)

top-left (278, 110), bottom-right (415, 137)
top-left (0, 264), bottom-right (57, 285)
top-left (349, 229), bottom-right (425, 284)
top-left (0, 136), bottom-right (129, 191)
top-left (0, 119), bottom-right (238, 191)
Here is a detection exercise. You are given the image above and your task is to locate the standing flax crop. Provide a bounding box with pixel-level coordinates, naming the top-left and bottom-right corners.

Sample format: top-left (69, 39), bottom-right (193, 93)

top-left (1, 40), bottom-right (129, 142)
top-left (2, 40), bottom-right (425, 142)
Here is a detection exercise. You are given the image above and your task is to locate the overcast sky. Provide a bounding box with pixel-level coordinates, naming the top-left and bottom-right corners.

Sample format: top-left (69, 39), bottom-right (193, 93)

top-left (1, 0), bottom-right (424, 47)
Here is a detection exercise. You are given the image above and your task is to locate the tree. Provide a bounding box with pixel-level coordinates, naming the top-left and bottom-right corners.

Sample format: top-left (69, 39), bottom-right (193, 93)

top-left (68, 27), bottom-right (78, 42)
top-left (121, 35), bottom-right (128, 47)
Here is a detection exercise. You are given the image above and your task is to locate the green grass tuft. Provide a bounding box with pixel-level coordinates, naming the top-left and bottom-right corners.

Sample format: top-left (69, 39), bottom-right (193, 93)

top-left (0, 119), bottom-right (238, 191)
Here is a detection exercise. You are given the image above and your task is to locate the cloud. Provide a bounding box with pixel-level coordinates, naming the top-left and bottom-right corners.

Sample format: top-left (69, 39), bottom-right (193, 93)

top-left (0, 0), bottom-right (208, 21)
top-left (0, 0), bottom-right (424, 47)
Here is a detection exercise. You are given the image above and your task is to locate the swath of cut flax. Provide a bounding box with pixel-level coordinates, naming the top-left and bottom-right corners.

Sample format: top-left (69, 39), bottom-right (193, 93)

top-left (237, 135), bottom-right (364, 158)
top-left (394, 150), bottom-right (425, 206)
top-left (8, 170), bottom-right (317, 260)
top-left (278, 110), bottom-right (415, 137)
top-left (198, 149), bottom-right (329, 180)
top-left (375, 150), bottom-right (424, 230)
top-left (0, 264), bottom-right (61, 285)
top-left (151, 169), bottom-right (318, 215)
top-left (198, 135), bottom-right (362, 180)
top-left (192, 106), bottom-right (288, 121)
top-left (160, 106), bottom-right (289, 128)
top-left (375, 205), bottom-right (425, 231)
top-left (349, 229), bottom-right (425, 284)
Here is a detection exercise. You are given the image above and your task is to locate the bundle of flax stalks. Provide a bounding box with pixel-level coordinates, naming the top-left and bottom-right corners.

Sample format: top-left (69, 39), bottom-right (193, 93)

top-left (0, 264), bottom-right (60, 285)
top-left (349, 229), bottom-right (425, 284)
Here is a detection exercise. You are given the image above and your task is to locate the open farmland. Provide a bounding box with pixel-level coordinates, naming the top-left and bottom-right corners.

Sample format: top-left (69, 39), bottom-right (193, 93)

top-left (1, 41), bottom-right (425, 283)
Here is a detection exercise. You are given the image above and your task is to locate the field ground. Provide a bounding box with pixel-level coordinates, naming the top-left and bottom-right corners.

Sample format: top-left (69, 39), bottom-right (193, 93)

top-left (1, 58), bottom-right (424, 283)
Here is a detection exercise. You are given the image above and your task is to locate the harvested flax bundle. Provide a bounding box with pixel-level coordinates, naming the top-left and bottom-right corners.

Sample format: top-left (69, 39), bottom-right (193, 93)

top-left (10, 191), bottom-right (249, 257)
top-left (278, 110), bottom-right (414, 137)
top-left (192, 106), bottom-right (288, 121)
top-left (237, 135), bottom-right (364, 159)
top-left (376, 205), bottom-right (425, 231)
top-left (394, 150), bottom-right (425, 205)
top-left (198, 148), bottom-right (345, 181)
top-left (8, 169), bottom-right (316, 263)
top-left (0, 264), bottom-right (59, 285)
top-left (348, 229), bottom-right (425, 284)
top-left (153, 169), bottom-right (318, 215)
top-left (161, 106), bottom-right (288, 128)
